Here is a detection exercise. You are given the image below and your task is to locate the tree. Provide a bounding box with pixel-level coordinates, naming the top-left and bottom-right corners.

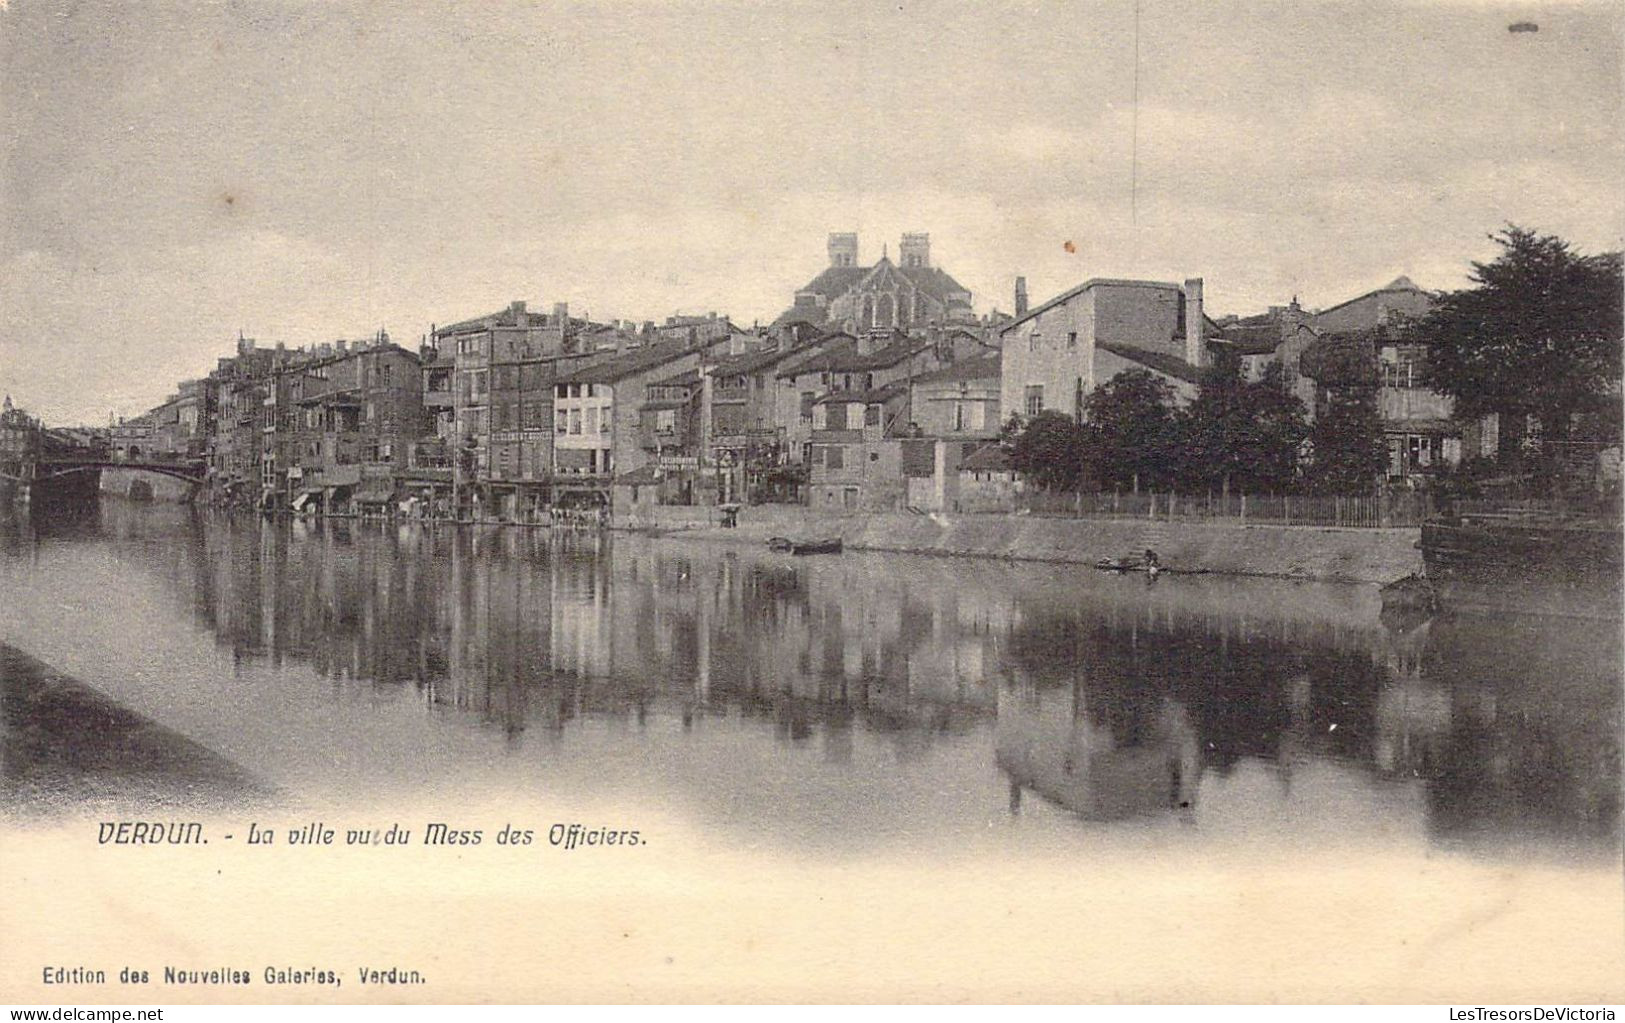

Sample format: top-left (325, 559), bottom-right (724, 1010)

top-left (1421, 226), bottom-right (1623, 454)
top-left (1004, 410), bottom-right (1092, 491)
top-left (1304, 385), bottom-right (1386, 494)
top-left (1082, 369), bottom-right (1180, 490)
top-left (1180, 356), bottom-right (1308, 493)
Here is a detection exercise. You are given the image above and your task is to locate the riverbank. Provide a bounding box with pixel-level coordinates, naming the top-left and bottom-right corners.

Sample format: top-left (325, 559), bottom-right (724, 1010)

top-left (1, 643), bottom-right (268, 815)
top-left (615, 506), bottom-right (1423, 584)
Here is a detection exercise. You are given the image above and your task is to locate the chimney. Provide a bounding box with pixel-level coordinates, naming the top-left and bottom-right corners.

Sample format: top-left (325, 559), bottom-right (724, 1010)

top-left (511, 300), bottom-right (528, 328)
top-left (1015, 276), bottom-right (1029, 317)
top-left (553, 302), bottom-right (568, 328)
top-left (1184, 278), bottom-right (1205, 368)
top-left (335, 339), bottom-right (348, 354)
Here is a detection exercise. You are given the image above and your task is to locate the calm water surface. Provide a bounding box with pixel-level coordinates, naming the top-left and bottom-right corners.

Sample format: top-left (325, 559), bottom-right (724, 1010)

top-left (2, 502), bottom-right (1618, 864)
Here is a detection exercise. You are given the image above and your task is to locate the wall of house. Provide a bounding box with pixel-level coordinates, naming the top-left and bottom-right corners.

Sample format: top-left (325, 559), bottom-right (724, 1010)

top-left (912, 379), bottom-right (1000, 438)
top-left (1093, 282), bottom-right (1182, 357)
top-left (999, 287), bottom-right (1095, 425)
top-left (1091, 347), bottom-right (1199, 405)
top-left (1314, 287), bottom-right (1435, 334)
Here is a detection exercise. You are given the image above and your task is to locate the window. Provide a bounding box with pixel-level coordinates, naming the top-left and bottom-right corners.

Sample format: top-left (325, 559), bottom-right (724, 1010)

top-left (1024, 385), bottom-right (1045, 417)
top-left (826, 403), bottom-right (847, 431)
top-left (1067, 331), bottom-right (1078, 349)
top-left (556, 410), bottom-right (568, 434)
top-left (800, 392), bottom-right (815, 420)
top-left (826, 445), bottom-right (844, 469)
top-left (865, 404), bottom-right (881, 427)
top-left (474, 371), bottom-right (488, 396)
top-left (953, 402), bottom-right (967, 432)
top-left (656, 409), bottom-right (676, 435)
top-left (1029, 331), bottom-right (1041, 352)
top-left (1383, 360), bottom-right (1422, 389)
top-left (586, 407), bottom-right (599, 435)
top-left (569, 409), bottom-right (582, 435)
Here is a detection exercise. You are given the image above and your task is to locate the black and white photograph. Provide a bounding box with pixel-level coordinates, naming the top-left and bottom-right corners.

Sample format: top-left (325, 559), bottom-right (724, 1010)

top-left (1, 0), bottom-right (1621, 1007)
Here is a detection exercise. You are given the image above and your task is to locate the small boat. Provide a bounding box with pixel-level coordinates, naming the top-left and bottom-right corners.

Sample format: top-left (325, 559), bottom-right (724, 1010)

top-left (790, 537), bottom-right (842, 555)
top-left (1094, 556), bottom-right (1150, 573)
top-left (766, 536), bottom-right (794, 552)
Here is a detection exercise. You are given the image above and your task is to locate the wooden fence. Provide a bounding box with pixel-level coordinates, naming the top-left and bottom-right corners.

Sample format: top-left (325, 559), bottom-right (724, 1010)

top-left (1018, 489), bottom-right (1436, 528)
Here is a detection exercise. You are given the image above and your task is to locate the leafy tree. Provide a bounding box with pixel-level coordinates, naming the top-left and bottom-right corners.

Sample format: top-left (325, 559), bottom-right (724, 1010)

top-left (1004, 410), bottom-right (1092, 491)
top-left (1181, 356), bottom-right (1308, 493)
top-left (1082, 369), bottom-right (1180, 490)
top-left (1304, 385), bottom-right (1386, 494)
top-left (1421, 226), bottom-right (1623, 455)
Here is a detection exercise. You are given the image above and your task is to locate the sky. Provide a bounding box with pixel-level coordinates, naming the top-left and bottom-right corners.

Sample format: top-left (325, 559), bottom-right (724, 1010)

top-left (1, 0), bottom-right (1621, 423)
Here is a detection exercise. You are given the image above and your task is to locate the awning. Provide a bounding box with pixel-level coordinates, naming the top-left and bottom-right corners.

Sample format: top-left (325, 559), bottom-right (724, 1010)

top-left (291, 489), bottom-right (320, 511)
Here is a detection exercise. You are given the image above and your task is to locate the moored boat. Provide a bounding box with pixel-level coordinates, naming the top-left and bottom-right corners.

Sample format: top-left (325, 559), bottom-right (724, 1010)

top-left (789, 537), bottom-right (842, 555)
top-left (1419, 506), bottom-right (1622, 620)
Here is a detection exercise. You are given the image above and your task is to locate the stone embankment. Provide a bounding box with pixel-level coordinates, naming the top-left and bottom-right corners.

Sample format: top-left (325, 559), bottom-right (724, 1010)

top-left (613, 506), bottom-right (1422, 584)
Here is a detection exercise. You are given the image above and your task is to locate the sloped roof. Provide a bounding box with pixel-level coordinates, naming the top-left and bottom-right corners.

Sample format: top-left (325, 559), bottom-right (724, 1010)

top-left (899, 265), bottom-right (971, 301)
top-left (1097, 342), bottom-right (1203, 384)
top-left (960, 443), bottom-right (1012, 472)
top-left (1313, 276), bottom-right (1435, 321)
top-left (566, 341), bottom-right (694, 385)
top-left (1214, 324), bottom-right (1287, 355)
top-left (910, 354), bottom-right (1001, 386)
top-left (775, 259), bottom-right (973, 326)
top-left (832, 338), bottom-right (933, 373)
top-left (814, 382), bottom-right (907, 406)
top-left (798, 265), bottom-right (869, 299)
top-left (710, 345), bottom-right (793, 377)
top-left (1000, 278), bottom-right (1183, 335)
top-left (777, 337), bottom-right (859, 378)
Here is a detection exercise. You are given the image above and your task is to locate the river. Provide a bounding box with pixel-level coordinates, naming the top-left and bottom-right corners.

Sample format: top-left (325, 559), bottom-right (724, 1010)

top-left (2, 500), bottom-right (1616, 867)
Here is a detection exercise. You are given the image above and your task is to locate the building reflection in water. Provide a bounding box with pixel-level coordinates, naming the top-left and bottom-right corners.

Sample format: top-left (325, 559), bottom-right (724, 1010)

top-left (76, 504), bottom-right (1623, 853)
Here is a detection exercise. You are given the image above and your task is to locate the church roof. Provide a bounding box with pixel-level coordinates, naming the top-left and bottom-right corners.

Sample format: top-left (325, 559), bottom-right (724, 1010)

top-left (774, 257), bottom-right (972, 326)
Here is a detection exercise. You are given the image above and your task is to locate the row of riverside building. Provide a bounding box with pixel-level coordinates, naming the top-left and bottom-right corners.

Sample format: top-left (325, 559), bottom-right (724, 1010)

top-left (104, 231), bottom-right (1498, 521)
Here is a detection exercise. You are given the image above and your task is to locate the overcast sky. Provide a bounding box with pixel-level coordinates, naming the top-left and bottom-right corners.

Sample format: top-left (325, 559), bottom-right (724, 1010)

top-left (2, 0), bottom-right (1620, 423)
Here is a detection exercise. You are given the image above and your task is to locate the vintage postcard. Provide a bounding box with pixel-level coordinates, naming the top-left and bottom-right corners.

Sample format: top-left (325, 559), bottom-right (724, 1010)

top-left (2, 0), bottom-right (1622, 1007)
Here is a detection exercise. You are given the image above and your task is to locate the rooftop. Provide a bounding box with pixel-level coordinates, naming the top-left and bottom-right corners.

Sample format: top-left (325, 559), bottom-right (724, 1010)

top-left (814, 382), bottom-right (907, 406)
top-left (1096, 342), bottom-right (1203, 384)
top-left (910, 354), bottom-right (1001, 386)
top-left (1000, 278), bottom-right (1185, 335)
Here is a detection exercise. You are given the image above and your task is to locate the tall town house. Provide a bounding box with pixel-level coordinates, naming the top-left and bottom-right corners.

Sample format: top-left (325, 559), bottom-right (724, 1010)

top-left (999, 276), bottom-right (1211, 425)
